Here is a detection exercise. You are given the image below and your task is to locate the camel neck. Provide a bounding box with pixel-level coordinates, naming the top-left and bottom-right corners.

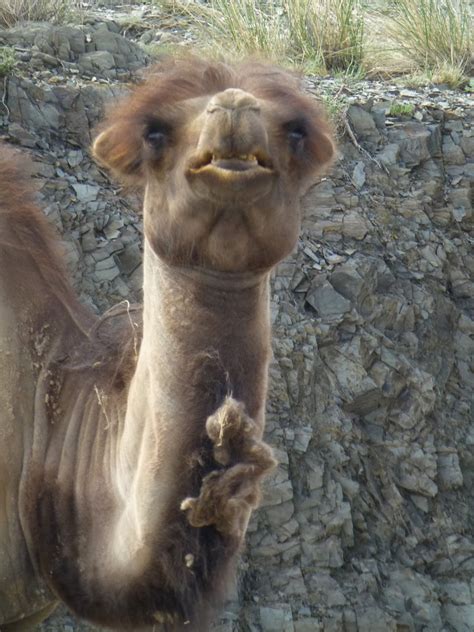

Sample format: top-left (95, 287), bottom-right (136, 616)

top-left (139, 239), bottom-right (271, 418)
top-left (112, 240), bottom-right (271, 571)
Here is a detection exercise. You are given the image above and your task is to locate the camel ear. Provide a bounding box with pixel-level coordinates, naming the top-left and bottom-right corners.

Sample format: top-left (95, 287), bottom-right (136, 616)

top-left (312, 129), bottom-right (336, 167)
top-left (92, 124), bottom-right (144, 183)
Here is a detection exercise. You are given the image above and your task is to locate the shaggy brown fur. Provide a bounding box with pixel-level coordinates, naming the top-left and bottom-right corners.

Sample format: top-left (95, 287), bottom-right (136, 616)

top-left (0, 57), bottom-right (334, 631)
top-left (0, 145), bottom-right (94, 331)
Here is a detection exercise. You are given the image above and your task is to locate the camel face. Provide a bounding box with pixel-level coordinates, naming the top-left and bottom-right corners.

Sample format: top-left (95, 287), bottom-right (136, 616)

top-left (94, 58), bottom-right (334, 272)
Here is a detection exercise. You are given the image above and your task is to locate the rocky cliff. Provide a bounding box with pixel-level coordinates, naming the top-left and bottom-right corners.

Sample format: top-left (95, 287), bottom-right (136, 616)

top-left (1, 16), bottom-right (473, 632)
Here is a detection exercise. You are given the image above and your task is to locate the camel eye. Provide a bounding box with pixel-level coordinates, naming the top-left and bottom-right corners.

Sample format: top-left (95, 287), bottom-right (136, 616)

top-left (285, 120), bottom-right (307, 151)
top-left (144, 121), bottom-right (171, 153)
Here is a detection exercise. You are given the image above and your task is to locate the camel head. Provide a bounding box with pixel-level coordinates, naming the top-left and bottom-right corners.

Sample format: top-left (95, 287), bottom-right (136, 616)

top-left (93, 57), bottom-right (335, 272)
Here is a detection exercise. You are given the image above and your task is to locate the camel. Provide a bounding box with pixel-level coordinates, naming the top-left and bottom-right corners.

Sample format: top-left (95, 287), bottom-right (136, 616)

top-left (0, 57), bottom-right (334, 631)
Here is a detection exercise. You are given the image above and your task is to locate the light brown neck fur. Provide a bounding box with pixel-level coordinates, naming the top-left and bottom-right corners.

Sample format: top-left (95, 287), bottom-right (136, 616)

top-left (113, 240), bottom-right (271, 571)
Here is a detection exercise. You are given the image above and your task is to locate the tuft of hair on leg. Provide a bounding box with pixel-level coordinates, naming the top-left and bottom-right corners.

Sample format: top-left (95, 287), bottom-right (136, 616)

top-left (153, 611), bottom-right (180, 625)
top-left (181, 397), bottom-right (277, 539)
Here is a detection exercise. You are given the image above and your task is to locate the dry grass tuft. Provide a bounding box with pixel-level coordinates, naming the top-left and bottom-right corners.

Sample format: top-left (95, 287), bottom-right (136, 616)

top-left (381, 0), bottom-right (472, 76)
top-left (285, 0), bottom-right (365, 74)
top-left (184, 0), bottom-right (286, 61)
top-left (180, 0), bottom-right (365, 74)
top-left (0, 0), bottom-right (78, 28)
top-left (187, 0), bottom-right (472, 86)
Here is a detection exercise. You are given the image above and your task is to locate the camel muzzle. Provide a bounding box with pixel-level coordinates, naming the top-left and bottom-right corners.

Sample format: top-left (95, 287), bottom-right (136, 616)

top-left (194, 88), bottom-right (270, 170)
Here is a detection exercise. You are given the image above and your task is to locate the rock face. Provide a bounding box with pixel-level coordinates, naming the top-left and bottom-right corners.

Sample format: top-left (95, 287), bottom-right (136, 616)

top-left (1, 19), bottom-right (473, 632)
top-left (1, 20), bottom-right (146, 79)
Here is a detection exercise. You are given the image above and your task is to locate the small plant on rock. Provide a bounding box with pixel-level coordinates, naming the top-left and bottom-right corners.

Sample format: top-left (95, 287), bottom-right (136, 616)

top-left (0, 47), bottom-right (15, 76)
top-left (389, 102), bottom-right (415, 116)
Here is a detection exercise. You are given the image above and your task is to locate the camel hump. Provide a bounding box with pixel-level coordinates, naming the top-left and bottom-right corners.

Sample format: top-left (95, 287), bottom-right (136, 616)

top-left (0, 142), bottom-right (37, 209)
top-left (0, 142), bottom-right (96, 335)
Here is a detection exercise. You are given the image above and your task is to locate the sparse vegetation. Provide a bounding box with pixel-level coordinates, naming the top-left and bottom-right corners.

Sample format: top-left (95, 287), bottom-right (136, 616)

top-left (164, 0), bottom-right (471, 86)
top-left (285, 0), bottom-right (365, 74)
top-left (389, 102), bottom-right (416, 116)
top-left (397, 62), bottom-right (468, 89)
top-left (382, 0), bottom-right (472, 77)
top-left (318, 91), bottom-right (350, 133)
top-left (141, 41), bottom-right (186, 59)
top-left (183, 0), bottom-right (286, 61)
top-left (0, 0), bottom-right (471, 89)
top-left (0, 0), bottom-right (78, 28)
top-left (0, 46), bottom-right (16, 76)
top-left (180, 0), bottom-right (365, 72)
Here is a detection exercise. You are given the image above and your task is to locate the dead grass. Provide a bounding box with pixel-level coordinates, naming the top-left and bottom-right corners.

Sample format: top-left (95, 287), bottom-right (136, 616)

top-left (396, 62), bottom-right (469, 89)
top-left (179, 0), bottom-right (366, 74)
top-left (383, 0), bottom-right (471, 69)
top-left (183, 0), bottom-right (286, 61)
top-left (285, 0), bottom-right (365, 74)
top-left (0, 0), bottom-right (79, 27)
top-left (1, 0), bottom-right (470, 89)
top-left (164, 0), bottom-right (471, 86)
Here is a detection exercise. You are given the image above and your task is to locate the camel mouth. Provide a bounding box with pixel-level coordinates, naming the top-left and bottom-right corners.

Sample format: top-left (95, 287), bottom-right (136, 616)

top-left (187, 151), bottom-right (274, 178)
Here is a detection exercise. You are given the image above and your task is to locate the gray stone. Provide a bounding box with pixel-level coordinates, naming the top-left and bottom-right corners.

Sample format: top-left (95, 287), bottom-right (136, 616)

top-left (437, 451), bottom-right (463, 490)
top-left (7, 122), bottom-right (36, 147)
top-left (72, 183), bottom-right (100, 203)
top-left (347, 105), bottom-right (381, 142)
top-left (443, 605), bottom-right (474, 632)
top-left (377, 142), bottom-right (400, 169)
top-left (341, 211), bottom-right (368, 240)
top-left (303, 536), bottom-right (344, 568)
top-left (329, 264), bottom-right (364, 302)
top-left (117, 243), bottom-right (142, 275)
top-left (355, 607), bottom-right (397, 632)
top-left (79, 50), bottom-right (116, 74)
top-left (81, 229), bottom-right (97, 253)
top-left (310, 573), bottom-right (346, 607)
top-left (67, 150), bottom-right (84, 168)
top-left (31, 51), bottom-right (60, 67)
top-left (293, 426), bottom-right (313, 453)
top-left (306, 282), bottom-right (351, 317)
top-left (260, 606), bottom-right (294, 632)
top-left (443, 136), bottom-right (465, 165)
top-left (390, 122), bottom-right (431, 166)
top-left (293, 619), bottom-right (322, 632)
top-left (399, 461), bottom-right (438, 497)
top-left (93, 257), bottom-right (120, 282)
top-left (439, 580), bottom-right (471, 605)
top-left (103, 218), bottom-right (124, 240)
top-left (352, 161), bottom-right (366, 189)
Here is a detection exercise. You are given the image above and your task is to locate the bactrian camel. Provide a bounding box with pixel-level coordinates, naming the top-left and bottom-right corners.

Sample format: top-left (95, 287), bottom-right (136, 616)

top-left (0, 58), bottom-right (334, 631)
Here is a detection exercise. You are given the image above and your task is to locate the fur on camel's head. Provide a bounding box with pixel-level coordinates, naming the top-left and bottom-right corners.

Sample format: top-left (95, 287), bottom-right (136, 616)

top-left (93, 57), bottom-right (335, 273)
